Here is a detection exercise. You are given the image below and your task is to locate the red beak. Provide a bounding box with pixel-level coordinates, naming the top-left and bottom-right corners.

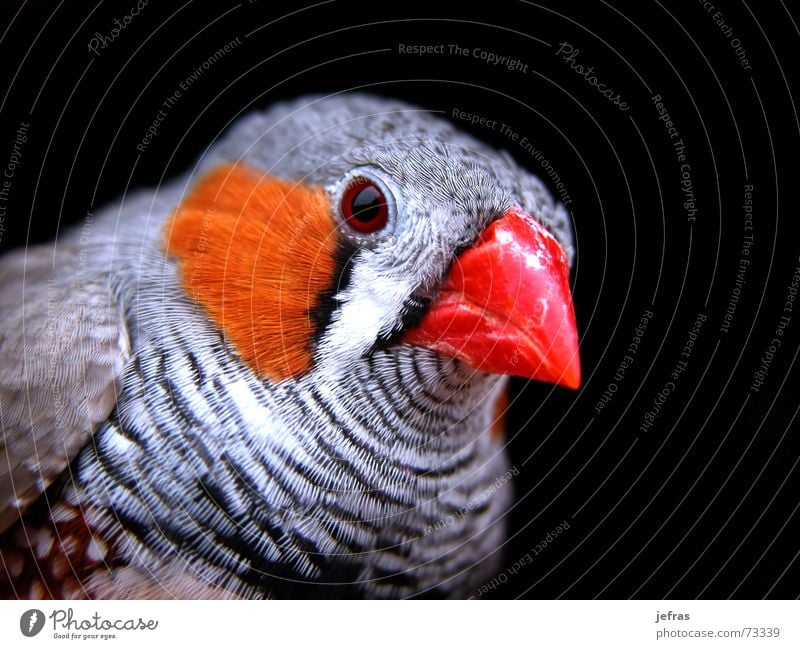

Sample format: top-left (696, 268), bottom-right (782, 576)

top-left (403, 208), bottom-right (581, 389)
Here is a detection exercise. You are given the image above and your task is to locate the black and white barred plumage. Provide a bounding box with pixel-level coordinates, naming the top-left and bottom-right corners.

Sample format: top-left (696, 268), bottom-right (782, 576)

top-left (0, 94), bottom-right (574, 598)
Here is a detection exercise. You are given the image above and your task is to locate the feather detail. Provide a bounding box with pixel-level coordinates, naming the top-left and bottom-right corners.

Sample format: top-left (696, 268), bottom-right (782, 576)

top-left (165, 164), bottom-right (338, 382)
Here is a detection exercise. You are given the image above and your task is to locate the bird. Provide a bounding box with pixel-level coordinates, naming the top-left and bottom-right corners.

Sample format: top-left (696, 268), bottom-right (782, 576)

top-left (0, 93), bottom-right (580, 599)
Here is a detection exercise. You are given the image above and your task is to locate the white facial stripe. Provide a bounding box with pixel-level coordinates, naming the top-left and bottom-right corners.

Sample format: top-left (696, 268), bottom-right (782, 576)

top-left (317, 258), bottom-right (414, 373)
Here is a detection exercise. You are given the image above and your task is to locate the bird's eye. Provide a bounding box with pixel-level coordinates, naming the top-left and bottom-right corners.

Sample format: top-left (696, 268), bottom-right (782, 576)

top-left (340, 177), bottom-right (389, 234)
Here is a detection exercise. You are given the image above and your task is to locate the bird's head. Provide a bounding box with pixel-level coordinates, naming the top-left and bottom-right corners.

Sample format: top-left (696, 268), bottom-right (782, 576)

top-left (165, 94), bottom-right (580, 390)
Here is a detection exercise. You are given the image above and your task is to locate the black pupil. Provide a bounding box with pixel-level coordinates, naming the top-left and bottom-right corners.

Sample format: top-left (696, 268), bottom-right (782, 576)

top-left (351, 185), bottom-right (384, 222)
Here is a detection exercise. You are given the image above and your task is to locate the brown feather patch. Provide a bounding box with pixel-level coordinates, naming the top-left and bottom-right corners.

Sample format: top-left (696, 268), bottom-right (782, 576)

top-left (165, 164), bottom-right (338, 382)
top-left (491, 384), bottom-right (510, 441)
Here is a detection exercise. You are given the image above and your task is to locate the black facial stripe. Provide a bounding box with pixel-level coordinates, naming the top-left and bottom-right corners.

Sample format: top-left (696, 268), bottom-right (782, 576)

top-left (368, 293), bottom-right (432, 354)
top-left (308, 239), bottom-right (358, 346)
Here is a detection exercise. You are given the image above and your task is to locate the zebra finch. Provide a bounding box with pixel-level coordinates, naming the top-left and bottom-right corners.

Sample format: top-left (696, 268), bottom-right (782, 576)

top-left (0, 94), bottom-right (580, 599)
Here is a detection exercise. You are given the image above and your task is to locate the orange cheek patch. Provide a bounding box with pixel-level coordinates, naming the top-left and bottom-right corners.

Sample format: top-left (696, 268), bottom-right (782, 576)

top-left (165, 164), bottom-right (338, 382)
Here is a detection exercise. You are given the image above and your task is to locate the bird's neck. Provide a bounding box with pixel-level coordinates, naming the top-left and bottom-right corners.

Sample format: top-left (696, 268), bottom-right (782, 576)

top-left (292, 346), bottom-right (506, 464)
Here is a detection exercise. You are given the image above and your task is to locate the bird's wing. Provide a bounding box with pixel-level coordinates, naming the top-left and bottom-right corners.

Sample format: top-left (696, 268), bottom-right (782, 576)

top-left (0, 244), bottom-right (130, 533)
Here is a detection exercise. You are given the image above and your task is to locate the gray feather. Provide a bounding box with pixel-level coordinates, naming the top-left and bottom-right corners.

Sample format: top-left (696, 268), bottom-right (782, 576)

top-left (0, 244), bottom-right (130, 532)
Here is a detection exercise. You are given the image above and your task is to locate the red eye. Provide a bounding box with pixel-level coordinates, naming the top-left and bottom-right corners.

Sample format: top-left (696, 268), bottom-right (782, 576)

top-left (341, 177), bottom-right (389, 233)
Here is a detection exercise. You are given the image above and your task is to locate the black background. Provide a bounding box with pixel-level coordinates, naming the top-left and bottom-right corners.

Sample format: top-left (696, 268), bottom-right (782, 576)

top-left (1, 0), bottom-right (798, 598)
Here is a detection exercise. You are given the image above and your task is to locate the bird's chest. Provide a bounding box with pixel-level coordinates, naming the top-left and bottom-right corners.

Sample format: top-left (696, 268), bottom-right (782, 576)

top-left (246, 382), bottom-right (512, 597)
top-left (200, 383), bottom-right (511, 597)
top-left (29, 343), bottom-right (512, 598)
